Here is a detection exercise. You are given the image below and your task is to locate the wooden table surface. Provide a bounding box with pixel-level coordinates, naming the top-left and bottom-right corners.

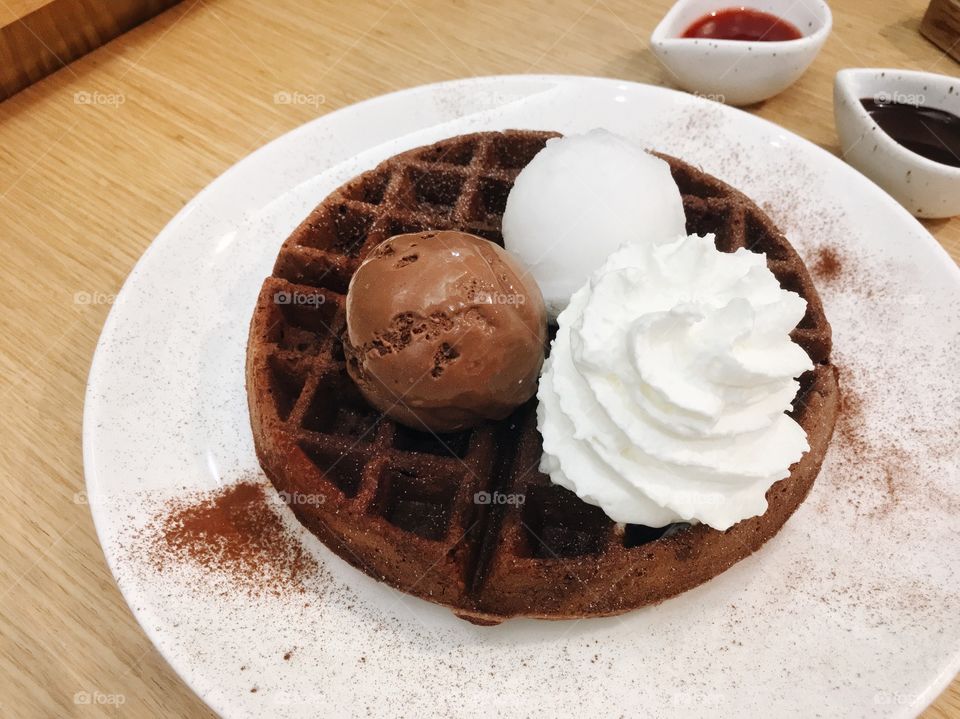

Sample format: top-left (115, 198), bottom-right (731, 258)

top-left (0, 1), bottom-right (957, 716)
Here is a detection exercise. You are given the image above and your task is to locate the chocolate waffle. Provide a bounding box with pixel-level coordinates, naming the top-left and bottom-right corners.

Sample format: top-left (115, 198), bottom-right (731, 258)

top-left (246, 130), bottom-right (840, 624)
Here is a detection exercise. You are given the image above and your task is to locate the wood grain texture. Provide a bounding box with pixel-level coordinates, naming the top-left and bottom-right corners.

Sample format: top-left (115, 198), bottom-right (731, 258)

top-left (0, 1), bottom-right (957, 717)
top-left (922, 0), bottom-right (960, 62)
top-left (0, 0), bottom-right (181, 100)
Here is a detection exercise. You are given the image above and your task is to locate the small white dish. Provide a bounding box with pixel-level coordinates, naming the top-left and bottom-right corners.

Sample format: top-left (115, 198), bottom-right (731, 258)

top-left (835, 68), bottom-right (960, 218)
top-left (650, 0), bottom-right (832, 106)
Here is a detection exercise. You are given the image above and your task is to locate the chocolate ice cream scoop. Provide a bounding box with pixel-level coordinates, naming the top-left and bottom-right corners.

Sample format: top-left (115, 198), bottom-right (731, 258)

top-left (344, 231), bottom-right (547, 433)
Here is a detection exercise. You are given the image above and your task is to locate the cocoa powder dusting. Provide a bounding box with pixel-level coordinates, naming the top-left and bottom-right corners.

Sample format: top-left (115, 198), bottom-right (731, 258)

top-left (829, 378), bottom-right (903, 518)
top-left (835, 387), bottom-right (865, 455)
top-left (826, 345), bottom-right (960, 521)
top-left (144, 481), bottom-right (320, 597)
top-left (811, 246), bottom-right (843, 284)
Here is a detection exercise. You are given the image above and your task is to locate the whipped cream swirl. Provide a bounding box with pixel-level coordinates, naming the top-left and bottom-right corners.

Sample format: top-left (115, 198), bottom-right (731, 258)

top-left (537, 234), bottom-right (814, 530)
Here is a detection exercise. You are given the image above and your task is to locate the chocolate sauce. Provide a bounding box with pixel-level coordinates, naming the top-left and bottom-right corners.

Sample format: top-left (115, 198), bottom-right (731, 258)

top-left (860, 98), bottom-right (960, 168)
top-left (682, 7), bottom-right (803, 42)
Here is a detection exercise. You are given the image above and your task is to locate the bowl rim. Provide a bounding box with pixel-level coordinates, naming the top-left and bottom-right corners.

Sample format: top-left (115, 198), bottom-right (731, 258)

top-left (650, 0), bottom-right (833, 50)
top-left (834, 67), bottom-right (960, 178)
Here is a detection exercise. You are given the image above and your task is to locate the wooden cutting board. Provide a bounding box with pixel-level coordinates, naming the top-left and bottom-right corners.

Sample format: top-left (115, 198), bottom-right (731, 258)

top-left (921, 0), bottom-right (960, 62)
top-left (0, 0), bottom-right (180, 100)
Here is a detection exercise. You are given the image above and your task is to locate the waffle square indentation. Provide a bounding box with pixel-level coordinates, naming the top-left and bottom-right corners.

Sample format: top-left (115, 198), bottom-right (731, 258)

top-left (622, 524), bottom-right (670, 549)
top-left (408, 167), bottom-right (466, 215)
top-left (302, 373), bottom-right (380, 441)
top-left (522, 484), bottom-right (612, 558)
top-left (275, 291), bottom-right (341, 354)
top-left (393, 424), bottom-right (471, 458)
top-left (299, 441), bottom-right (366, 498)
top-left (342, 171), bottom-right (391, 206)
top-left (373, 464), bottom-right (457, 540)
top-left (298, 203), bottom-right (376, 257)
top-left (266, 354), bottom-right (307, 421)
top-left (477, 176), bottom-right (512, 220)
top-left (491, 134), bottom-right (550, 169)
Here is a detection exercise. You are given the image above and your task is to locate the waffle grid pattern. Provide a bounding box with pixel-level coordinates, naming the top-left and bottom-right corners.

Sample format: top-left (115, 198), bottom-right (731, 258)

top-left (246, 131), bottom-right (838, 622)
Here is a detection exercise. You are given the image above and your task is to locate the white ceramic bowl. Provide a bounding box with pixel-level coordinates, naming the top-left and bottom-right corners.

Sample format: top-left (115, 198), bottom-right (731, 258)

top-left (835, 68), bottom-right (960, 219)
top-left (650, 0), bottom-right (832, 106)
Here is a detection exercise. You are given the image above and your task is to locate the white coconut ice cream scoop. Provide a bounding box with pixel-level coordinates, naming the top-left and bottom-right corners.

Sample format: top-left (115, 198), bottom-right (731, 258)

top-left (501, 129), bottom-right (688, 319)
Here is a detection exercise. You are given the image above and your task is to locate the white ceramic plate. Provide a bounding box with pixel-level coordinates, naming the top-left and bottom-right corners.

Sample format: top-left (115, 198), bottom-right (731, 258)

top-left (84, 76), bottom-right (960, 719)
